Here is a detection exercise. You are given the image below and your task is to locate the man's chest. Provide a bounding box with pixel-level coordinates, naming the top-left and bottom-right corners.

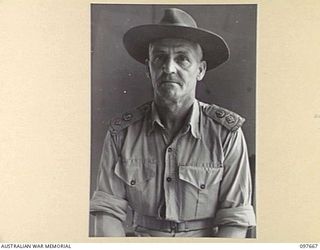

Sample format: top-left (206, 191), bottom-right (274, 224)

top-left (120, 125), bottom-right (224, 168)
top-left (114, 126), bottom-right (225, 220)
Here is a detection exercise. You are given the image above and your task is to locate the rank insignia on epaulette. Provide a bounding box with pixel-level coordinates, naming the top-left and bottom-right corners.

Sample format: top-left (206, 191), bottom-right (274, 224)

top-left (108, 101), bottom-right (152, 134)
top-left (225, 114), bottom-right (236, 124)
top-left (215, 109), bottom-right (226, 118)
top-left (113, 118), bottom-right (122, 126)
top-left (122, 112), bottom-right (133, 121)
top-left (202, 102), bottom-right (245, 132)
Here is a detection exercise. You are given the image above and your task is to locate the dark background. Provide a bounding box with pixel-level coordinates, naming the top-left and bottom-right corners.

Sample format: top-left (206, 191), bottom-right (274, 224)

top-left (90, 4), bottom-right (257, 237)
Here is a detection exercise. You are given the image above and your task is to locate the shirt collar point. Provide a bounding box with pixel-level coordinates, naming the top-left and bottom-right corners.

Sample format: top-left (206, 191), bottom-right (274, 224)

top-left (193, 131), bottom-right (202, 140)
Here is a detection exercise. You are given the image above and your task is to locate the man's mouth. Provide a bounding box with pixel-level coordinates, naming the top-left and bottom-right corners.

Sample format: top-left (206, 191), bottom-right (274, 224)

top-left (160, 80), bottom-right (181, 86)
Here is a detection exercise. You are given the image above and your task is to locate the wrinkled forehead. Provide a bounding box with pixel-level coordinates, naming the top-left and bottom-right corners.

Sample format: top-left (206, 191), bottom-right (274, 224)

top-left (148, 38), bottom-right (203, 58)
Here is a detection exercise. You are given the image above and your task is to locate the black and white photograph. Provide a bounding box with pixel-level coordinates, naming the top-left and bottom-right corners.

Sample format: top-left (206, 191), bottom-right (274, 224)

top-left (89, 4), bottom-right (257, 238)
top-left (2, 0), bottom-right (320, 246)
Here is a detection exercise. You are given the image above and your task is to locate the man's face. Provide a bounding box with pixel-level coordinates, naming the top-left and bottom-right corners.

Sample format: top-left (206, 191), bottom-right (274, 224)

top-left (147, 38), bottom-right (207, 103)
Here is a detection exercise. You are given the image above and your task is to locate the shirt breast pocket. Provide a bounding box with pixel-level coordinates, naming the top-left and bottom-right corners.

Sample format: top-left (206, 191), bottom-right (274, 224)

top-left (114, 159), bottom-right (156, 212)
top-left (178, 166), bottom-right (224, 220)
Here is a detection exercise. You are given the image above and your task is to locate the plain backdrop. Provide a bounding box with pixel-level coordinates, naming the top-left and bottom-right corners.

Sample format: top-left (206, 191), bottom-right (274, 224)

top-left (90, 4), bottom-right (257, 236)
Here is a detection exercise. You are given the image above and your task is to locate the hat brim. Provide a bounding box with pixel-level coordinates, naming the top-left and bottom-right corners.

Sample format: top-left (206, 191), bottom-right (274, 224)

top-left (123, 24), bottom-right (230, 70)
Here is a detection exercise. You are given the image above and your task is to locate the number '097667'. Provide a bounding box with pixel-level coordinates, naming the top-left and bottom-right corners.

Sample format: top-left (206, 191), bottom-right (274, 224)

top-left (300, 244), bottom-right (318, 248)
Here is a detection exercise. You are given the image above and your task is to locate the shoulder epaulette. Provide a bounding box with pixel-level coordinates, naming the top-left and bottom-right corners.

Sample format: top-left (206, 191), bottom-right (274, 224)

top-left (202, 103), bottom-right (245, 132)
top-left (108, 102), bottom-right (151, 134)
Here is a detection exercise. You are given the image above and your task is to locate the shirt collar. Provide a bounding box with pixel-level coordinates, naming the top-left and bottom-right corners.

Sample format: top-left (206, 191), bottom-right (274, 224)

top-left (188, 100), bottom-right (201, 139)
top-left (147, 100), bottom-right (201, 139)
top-left (151, 101), bottom-right (165, 130)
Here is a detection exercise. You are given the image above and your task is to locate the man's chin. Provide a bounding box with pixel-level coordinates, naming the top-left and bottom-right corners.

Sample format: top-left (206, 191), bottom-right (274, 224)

top-left (158, 82), bottom-right (181, 91)
top-left (157, 89), bottom-right (180, 101)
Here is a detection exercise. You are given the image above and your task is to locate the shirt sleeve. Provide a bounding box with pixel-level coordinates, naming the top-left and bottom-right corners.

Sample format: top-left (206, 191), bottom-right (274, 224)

top-left (214, 128), bottom-right (256, 227)
top-left (90, 130), bottom-right (128, 222)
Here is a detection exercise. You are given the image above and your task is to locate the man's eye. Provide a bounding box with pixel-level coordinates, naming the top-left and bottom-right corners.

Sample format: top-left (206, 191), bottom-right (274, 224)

top-left (177, 55), bottom-right (189, 61)
top-left (176, 55), bottom-right (191, 66)
top-left (152, 55), bottom-right (165, 63)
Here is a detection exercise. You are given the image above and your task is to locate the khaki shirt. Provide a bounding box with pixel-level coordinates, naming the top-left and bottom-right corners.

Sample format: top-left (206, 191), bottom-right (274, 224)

top-left (90, 100), bottom-right (256, 228)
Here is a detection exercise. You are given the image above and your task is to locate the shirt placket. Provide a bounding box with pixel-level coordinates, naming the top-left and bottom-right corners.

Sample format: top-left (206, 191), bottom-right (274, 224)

top-left (162, 130), bottom-right (188, 222)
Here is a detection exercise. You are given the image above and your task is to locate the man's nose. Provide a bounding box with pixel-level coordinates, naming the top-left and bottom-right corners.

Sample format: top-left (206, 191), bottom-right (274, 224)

top-left (162, 57), bottom-right (177, 74)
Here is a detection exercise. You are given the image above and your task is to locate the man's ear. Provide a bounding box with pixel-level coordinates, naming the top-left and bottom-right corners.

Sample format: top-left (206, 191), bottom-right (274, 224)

top-left (145, 59), bottom-right (151, 79)
top-left (197, 60), bottom-right (207, 81)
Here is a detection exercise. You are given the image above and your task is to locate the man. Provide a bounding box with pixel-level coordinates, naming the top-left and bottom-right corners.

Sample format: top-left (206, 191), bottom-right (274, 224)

top-left (90, 8), bottom-right (256, 237)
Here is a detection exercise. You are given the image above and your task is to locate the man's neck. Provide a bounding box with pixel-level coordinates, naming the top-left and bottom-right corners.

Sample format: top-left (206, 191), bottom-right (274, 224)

top-left (154, 97), bottom-right (195, 139)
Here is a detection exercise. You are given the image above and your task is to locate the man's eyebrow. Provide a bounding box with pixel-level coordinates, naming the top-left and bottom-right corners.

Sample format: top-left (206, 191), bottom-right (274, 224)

top-left (150, 48), bottom-right (167, 54)
top-left (175, 50), bottom-right (192, 55)
top-left (151, 48), bottom-right (193, 54)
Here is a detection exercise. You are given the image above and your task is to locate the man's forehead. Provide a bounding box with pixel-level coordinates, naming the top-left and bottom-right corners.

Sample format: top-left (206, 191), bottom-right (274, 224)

top-left (149, 38), bottom-right (201, 53)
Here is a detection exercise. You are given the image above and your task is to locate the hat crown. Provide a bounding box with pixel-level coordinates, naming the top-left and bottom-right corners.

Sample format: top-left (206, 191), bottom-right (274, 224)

top-left (159, 8), bottom-right (198, 28)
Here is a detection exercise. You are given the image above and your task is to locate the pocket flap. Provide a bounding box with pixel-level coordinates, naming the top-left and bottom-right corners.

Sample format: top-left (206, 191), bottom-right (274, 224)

top-left (114, 159), bottom-right (155, 185)
top-left (179, 166), bottom-right (224, 190)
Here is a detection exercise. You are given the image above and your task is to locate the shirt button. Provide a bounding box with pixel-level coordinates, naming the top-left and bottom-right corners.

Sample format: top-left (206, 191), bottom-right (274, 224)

top-left (200, 184), bottom-right (206, 189)
top-left (166, 177), bottom-right (172, 182)
top-left (168, 147), bottom-right (173, 152)
top-left (130, 180), bottom-right (136, 185)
